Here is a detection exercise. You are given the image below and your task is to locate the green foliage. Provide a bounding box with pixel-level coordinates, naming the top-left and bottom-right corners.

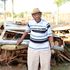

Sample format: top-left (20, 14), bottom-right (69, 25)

top-left (54, 0), bottom-right (70, 24)
top-left (13, 13), bottom-right (17, 18)
top-left (65, 0), bottom-right (70, 2)
top-left (55, 0), bottom-right (64, 6)
top-left (54, 0), bottom-right (70, 7)
top-left (13, 12), bottom-right (24, 18)
top-left (19, 12), bottom-right (24, 18)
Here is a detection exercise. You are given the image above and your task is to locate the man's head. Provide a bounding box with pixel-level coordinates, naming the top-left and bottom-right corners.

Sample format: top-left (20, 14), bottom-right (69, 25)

top-left (31, 8), bottom-right (42, 23)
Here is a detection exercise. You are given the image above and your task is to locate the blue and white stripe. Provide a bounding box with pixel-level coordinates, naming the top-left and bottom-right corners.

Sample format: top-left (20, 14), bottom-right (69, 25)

top-left (25, 19), bottom-right (52, 49)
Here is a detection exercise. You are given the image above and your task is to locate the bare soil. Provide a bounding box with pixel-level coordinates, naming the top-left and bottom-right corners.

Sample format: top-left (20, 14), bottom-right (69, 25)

top-left (0, 64), bottom-right (27, 70)
top-left (0, 63), bottom-right (70, 70)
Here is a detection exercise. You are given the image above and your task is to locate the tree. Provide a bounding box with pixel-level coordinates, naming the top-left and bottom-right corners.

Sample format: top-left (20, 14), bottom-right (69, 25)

top-left (1, 0), bottom-right (8, 21)
top-left (11, 0), bottom-right (14, 21)
top-left (54, 0), bottom-right (70, 24)
top-left (1, 0), bottom-right (7, 28)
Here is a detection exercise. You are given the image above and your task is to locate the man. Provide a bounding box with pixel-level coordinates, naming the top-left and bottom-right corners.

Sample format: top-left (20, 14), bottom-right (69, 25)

top-left (17, 8), bottom-right (54, 70)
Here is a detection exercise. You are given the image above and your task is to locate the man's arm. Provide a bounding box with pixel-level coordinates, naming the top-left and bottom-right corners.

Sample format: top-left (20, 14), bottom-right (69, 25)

top-left (17, 32), bottom-right (28, 45)
top-left (48, 36), bottom-right (54, 48)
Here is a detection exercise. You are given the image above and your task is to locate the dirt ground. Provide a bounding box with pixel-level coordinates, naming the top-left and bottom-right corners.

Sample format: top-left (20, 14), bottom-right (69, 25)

top-left (0, 63), bottom-right (70, 70)
top-left (51, 63), bottom-right (70, 70)
top-left (0, 64), bottom-right (27, 70)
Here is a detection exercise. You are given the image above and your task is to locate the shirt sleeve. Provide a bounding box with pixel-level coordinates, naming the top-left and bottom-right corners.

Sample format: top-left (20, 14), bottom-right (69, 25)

top-left (46, 23), bottom-right (53, 37)
top-left (25, 23), bottom-right (30, 32)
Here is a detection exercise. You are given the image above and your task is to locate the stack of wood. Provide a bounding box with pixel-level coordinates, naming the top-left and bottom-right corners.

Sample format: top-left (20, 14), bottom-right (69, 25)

top-left (51, 37), bottom-right (70, 65)
top-left (0, 22), bottom-right (70, 66)
top-left (0, 35), bottom-right (70, 66)
top-left (0, 44), bottom-right (28, 65)
top-left (0, 22), bottom-right (28, 65)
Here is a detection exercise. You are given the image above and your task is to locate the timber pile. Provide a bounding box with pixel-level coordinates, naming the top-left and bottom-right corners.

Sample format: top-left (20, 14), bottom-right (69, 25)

top-left (0, 22), bottom-right (70, 66)
top-left (0, 44), bottom-right (28, 65)
top-left (0, 36), bottom-right (70, 66)
top-left (0, 22), bottom-right (28, 65)
top-left (51, 47), bottom-right (70, 65)
top-left (51, 37), bottom-right (70, 65)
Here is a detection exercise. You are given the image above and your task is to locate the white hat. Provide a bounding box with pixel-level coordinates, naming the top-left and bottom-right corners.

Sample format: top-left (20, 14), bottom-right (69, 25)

top-left (31, 8), bottom-right (41, 14)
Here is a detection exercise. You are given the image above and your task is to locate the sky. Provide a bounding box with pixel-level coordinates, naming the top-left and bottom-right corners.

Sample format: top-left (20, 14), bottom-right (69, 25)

top-left (12, 0), bottom-right (57, 13)
top-left (0, 0), bottom-right (57, 13)
top-left (0, 0), bottom-right (70, 13)
top-left (59, 2), bottom-right (70, 13)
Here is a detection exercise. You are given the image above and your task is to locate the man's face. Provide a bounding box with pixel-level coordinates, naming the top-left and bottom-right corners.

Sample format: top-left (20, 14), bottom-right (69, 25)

top-left (32, 12), bottom-right (42, 23)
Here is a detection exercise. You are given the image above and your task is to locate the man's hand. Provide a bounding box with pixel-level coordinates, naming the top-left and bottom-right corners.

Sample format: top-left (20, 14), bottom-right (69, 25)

top-left (17, 38), bottom-right (22, 46)
top-left (50, 41), bottom-right (54, 49)
top-left (48, 36), bottom-right (54, 49)
top-left (16, 32), bottom-right (28, 46)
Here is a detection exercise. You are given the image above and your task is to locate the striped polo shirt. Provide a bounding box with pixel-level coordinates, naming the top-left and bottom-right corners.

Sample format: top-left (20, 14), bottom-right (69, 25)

top-left (25, 19), bottom-right (53, 49)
